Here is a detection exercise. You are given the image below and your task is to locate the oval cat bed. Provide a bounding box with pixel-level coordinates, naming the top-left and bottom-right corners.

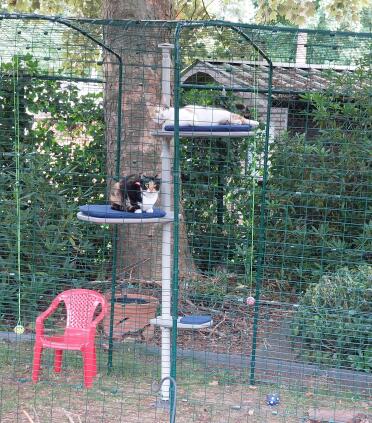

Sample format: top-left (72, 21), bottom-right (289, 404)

top-left (164, 124), bottom-right (256, 132)
top-left (150, 314), bottom-right (213, 329)
top-left (79, 204), bottom-right (166, 219)
top-left (179, 315), bottom-right (212, 325)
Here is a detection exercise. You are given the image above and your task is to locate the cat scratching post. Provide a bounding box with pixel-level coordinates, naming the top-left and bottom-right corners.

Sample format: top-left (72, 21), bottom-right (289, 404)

top-left (151, 43), bottom-right (215, 404)
top-left (159, 43), bottom-right (173, 403)
top-left (78, 43), bottom-right (227, 401)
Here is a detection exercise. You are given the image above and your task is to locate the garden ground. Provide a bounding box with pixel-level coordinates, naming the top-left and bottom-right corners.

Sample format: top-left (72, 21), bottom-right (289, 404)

top-left (0, 340), bottom-right (369, 423)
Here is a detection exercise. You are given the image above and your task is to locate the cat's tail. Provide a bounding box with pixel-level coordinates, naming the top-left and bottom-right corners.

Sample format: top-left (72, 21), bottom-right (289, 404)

top-left (110, 182), bottom-right (122, 210)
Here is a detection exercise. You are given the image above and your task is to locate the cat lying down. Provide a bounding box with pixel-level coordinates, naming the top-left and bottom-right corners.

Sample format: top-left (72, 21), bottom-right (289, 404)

top-left (153, 105), bottom-right (259, 128)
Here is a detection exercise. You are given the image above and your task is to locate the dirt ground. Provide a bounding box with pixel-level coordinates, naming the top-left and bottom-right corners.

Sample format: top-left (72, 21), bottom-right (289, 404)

top-left (0, 314), bottom-right (370, 423)
top-left (153, 301), bottom-right (291, 356)
top-left (0, 358), bottom-right (369, 423)
top-left (1, 382), bottom-right (370, 423)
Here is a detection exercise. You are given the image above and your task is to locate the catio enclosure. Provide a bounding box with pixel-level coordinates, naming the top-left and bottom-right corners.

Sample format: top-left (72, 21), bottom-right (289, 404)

top-left (0, 13), bottom-right (371, 423)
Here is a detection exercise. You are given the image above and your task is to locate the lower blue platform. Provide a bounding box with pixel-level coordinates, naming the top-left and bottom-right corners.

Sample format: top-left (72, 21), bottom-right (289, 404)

top-left (179, 315), bottom-right (212, 325)
top-left (79, 205), bottom-right (166, 219)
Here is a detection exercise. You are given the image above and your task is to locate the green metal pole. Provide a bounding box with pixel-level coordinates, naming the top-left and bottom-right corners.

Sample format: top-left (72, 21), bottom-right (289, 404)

top-left (8, 11), bottom-right (125, 373)
top-left (249, 63), bottom-right (273, 385)
top-left (177, 20), bottom-right (274, 387)
top-left (169, 23), bottom-right (182, 421)
top-left (171, 19), bottom-right (274, 411)
top-left (2, 13), bottom-right (371, 38)
top-left (108, 61), bottom-right (123, 371)
top-left (181, 83), bottom-right (319, 97)
top-left (51, 14), bottom-right (124, 372)
top-left (0, 12), bottom-right (124, 373)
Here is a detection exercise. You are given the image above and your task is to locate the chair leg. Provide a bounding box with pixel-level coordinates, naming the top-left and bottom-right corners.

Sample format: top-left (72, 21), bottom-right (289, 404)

top-left (54, 350), bottom-right (63, 373)
top-left (82, 348), bottom-right (94, 389)
top-left (32, 342), bottom-right (43, 383)
top-left (92, 346), bottom-right (97, 377)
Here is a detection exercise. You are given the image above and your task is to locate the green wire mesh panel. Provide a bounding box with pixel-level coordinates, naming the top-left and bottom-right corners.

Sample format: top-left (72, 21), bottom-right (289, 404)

top-left (0, 14), bottom-right (371, 423)
top-left (174, 23), bottom-right (371, 422)
top-left (0, 15), bottom-right (171, 423)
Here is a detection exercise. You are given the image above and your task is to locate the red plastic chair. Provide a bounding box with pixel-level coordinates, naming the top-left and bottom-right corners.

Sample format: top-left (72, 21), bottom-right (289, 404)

top-left (32, 289), bottom-right (107, 388)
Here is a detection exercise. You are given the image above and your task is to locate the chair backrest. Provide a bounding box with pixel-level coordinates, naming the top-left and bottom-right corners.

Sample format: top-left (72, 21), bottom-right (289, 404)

top-left (57, 289), bottom-right (107, 330)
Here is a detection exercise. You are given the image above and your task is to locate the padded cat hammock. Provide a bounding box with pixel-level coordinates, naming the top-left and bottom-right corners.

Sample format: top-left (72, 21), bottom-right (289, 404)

top-left (154, 124), bottom-right (257, 138)
top-left (77, 204), bottom-right (172, 224)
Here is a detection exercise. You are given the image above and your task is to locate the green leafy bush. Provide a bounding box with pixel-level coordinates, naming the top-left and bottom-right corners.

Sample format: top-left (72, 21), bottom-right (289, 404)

top-left (292, 266), bottom-right (372, 372)
top-left (180, 88), bottom-right (263, 274)
top-left (265, 65), bottom-right (371, 290)
top-left (0, 55), bottom-right (109, 324)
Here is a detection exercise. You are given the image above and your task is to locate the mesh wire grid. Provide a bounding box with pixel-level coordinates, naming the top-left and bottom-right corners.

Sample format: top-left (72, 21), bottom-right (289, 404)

top-left (0, 14), bottom-right (371, 423)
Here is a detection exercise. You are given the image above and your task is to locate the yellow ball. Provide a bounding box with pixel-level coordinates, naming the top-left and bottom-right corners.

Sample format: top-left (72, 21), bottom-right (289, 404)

top-left (14, 325), bottom-right (25, 335)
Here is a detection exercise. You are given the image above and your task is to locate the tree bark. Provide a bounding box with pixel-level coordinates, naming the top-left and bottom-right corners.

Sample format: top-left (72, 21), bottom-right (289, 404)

top-left (102, 0), bottom-right (196, 284)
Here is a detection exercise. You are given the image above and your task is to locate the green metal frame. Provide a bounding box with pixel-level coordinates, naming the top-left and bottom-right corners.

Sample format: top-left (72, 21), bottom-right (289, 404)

top-left (0, 12), bottom-right (124, 371)
top-left (172, 21), bottom-right (274, 401)
top-left (1, 14), bottom-right (370, 423)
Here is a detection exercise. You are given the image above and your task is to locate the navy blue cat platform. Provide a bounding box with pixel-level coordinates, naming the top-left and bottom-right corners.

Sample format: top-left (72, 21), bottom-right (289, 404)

top-left (77, 204), bottom-right (173, 224)
top-left (153, 124), bottom-right (257, 138)
top-left (150, 314), bottom-right (213, 329)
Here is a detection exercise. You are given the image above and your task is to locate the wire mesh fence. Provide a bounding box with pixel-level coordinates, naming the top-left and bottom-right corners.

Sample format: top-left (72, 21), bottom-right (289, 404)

top-left (0, 14), bottom-right (370, 423)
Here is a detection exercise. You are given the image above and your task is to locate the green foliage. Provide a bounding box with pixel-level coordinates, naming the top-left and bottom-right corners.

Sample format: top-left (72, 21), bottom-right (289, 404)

top-left (254, 0), bottom-right (370, 29)
top-left (307, 32), bottom-right (371, 65)
top-left (247, 30), bottom-right (297, 63)
top-left (265, 65), bottom-right (372, 290)
top-left (0, 55), bottom-right (108, 323)
top-left (291, 266), bottom-right (372, 372)
top-left (180, 89), bottom-right (263, 274)
top-left (2, 0), bottom-right (102, 17)
top-left (180, 26), bottom-right (264, 66)
top-left (175, 0), bottom-right (214, 19)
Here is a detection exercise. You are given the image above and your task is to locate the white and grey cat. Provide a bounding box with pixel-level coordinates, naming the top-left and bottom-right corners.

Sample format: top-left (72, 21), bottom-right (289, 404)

top-left (110, 174), bottom-right (161, 213)
top-left (153, 105), bottom-right (259, 128)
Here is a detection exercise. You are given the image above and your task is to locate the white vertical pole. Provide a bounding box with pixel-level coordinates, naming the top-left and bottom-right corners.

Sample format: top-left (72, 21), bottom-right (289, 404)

top-left (159, 43), bottom-right (174, 402)
top-left (159, 43), bottom-right (173, 108)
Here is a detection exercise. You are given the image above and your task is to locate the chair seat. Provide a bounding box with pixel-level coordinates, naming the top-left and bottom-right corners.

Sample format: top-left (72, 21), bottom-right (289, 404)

top-left (40, 334), bottom-right (90, 350)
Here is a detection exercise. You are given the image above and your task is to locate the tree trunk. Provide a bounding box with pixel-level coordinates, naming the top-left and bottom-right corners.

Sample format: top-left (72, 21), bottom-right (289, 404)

top-left (102, 0), bottom-right (194, 284)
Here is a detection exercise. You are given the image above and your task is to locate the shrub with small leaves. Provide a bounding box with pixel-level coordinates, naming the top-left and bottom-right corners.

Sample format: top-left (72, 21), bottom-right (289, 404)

top-left (180, 89), bottom-right (263, 274)
top-left (292, 266), bottom-right (372, 372)
top-left (265, 64), bottom-right (371, 291)
top-left (0, 55), bottom-right (109, 325)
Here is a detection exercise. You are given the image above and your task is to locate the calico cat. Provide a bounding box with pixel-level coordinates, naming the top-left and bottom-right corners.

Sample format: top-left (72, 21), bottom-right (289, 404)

top-left (110, 174), bottom-right (161, 213)
top-left (153, 105), bottom-right (259, 128)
